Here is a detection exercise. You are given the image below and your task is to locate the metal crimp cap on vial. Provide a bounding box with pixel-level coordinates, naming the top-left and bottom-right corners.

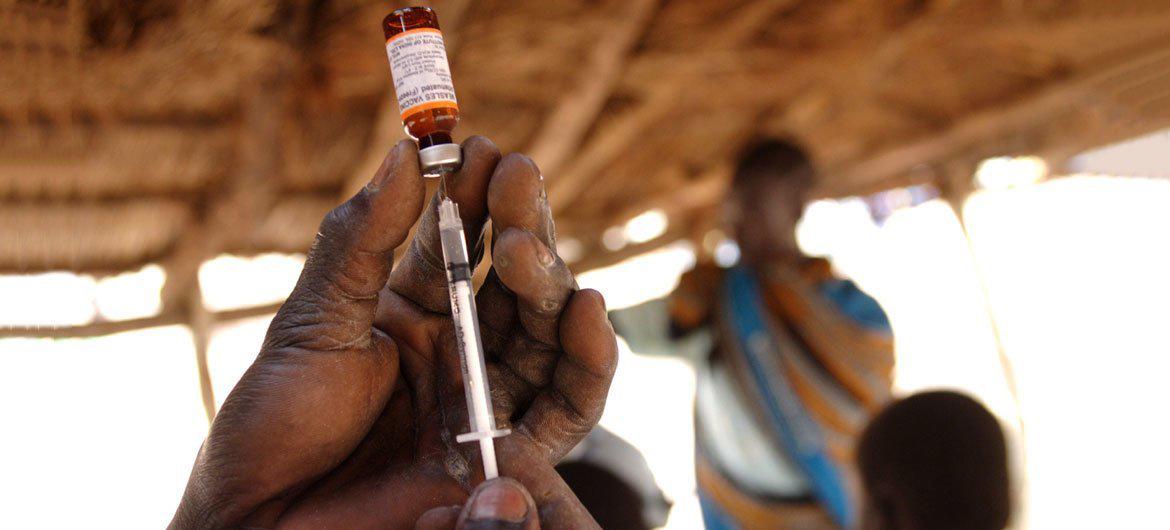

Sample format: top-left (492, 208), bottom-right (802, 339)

top-left (419, 143), bottom-right (463, 177)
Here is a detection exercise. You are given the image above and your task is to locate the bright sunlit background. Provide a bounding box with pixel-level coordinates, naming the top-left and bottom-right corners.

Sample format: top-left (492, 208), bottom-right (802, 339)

top-left (2, 133), bottom-right (1169, 529)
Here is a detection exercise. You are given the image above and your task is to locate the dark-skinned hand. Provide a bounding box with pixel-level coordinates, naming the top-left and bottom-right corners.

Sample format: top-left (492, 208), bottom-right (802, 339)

top-left (170, 137), bottom-right (617, 529)
top-left (416, 478), bottom-right (542, 530)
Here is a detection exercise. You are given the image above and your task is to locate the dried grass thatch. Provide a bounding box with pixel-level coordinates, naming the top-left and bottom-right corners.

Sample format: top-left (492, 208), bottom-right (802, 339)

top-left (4, 0), bottom-right (1170, 329)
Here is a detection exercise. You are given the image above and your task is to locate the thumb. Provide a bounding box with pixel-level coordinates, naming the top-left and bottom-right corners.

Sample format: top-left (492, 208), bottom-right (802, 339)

top-left (173, 141), bottom-right (426, 528)
top-left (456, 478), bottom-right (541, 530)
top-left (268, 139), bottom-right (425, 350)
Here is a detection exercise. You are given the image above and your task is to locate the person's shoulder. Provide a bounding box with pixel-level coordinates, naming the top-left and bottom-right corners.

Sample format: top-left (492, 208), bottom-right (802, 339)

top-left (819, 278), bottom-right (891, 333)
top-left (607, 263), bottom-right (722, 357)
top-left (801, 259), bottom-right (891, 333)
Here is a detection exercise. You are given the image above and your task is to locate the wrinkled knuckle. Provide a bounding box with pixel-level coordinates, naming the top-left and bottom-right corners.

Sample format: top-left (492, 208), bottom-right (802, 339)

top-left (268, 281), bottom-right (328, 324)
top-left (265, 313), bottom-right (370, 353)
top-left (530, 298), bottom-right (565, 320)
top-left (319, 193), bottom-right (370, 240)
top-left (174, 470), bottom-right (235, 529)
top-left (319, 206), bottom-right (349, 241)
top-left (553, 388), bottom-right (598, 431)
top-left (489, 241), bottom-right (523, 272)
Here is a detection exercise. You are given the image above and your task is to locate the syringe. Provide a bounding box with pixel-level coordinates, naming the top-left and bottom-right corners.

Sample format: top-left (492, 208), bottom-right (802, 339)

top-left (438, 195), bottom-right (511, 479)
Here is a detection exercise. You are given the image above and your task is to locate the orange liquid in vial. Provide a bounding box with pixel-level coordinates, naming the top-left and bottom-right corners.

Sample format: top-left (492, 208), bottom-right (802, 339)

top-left (383, 6), bottom-right (460, 149)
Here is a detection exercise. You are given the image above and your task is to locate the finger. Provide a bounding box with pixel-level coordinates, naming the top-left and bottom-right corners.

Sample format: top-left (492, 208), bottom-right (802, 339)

top-left (489, 230), bottom-right (575, 421)
top-left (477, 154), bottom-right (556, 338)
top-left (486, 153), bottom-right (555, 246)
top-left (519, 289), bottom-right (617, 462)
top-left (497, 443), bottom-right (598, 530)
top-left (492, 228), bottom-right (575, 348)
top-left (475, 269), bottom-right (517, 355)
top-left (273, 473), bottom-right (466, 530)
top-left (376, 138), bottom-right (500, 460)
top-left (456, 478), bottom-right (541, 530)
top-left (417, 506), bottom-right (463, 530)
top-left (178, 141), bottom-right (426, 527)
top-left (389, 135), bottom-right (501, 313)
top-left (267, 139), bottom-right (426, 351)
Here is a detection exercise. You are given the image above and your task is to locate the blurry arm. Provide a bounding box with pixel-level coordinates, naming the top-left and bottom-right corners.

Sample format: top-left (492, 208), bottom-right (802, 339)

top-left (609, 265), bottom-right (719, 360)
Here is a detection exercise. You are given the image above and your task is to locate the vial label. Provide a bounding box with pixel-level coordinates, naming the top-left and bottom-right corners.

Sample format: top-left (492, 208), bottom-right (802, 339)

top-left (386, 28), bottom-right (459, 119)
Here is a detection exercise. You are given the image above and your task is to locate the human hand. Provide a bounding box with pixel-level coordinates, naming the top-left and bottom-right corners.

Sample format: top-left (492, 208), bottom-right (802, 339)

top-left (170, 137), bottom-right (616, 529)
top-left (415, 478), bottom-right (541, 530)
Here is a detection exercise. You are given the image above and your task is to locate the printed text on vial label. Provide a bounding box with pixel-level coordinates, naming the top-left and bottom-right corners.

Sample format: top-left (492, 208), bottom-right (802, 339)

top-left (387, 30), bottom-right (457, 115)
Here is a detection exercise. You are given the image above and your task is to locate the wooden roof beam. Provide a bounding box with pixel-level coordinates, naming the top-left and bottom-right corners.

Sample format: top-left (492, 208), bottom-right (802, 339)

top-left (566, 165), bottom-right (729, 234)
top-left (548, 88), bottom-right (678, 214)
top-left (824, 43), bottom-right (1170, 197)
top-left (526, 0), bottom-right (659, 178)
top-left (703, 0), bottom-right (799, 49)
top-left (0, 301), bottom-right (283, 340)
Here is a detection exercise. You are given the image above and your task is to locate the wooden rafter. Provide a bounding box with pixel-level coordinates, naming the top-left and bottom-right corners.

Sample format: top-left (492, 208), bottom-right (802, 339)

top-left (188, 281), bottom-right (217, 423)
top-left (570, 165), bottom-right (729, 235)
top-left (0, 301), bottom-right (284, 340)
top-left (702, 0), bottom-right (798, 49)
top-left (568, 222), bottom-right (692, 274)
top-left (825, 42), bottom-right (1170, 198)
top-left (549, 88), bottom-right (678, 213)
top-left (8, 0), bottom-right (1170, 303)
top-left (155, 14), bottom-right (302, 420)
top-left (526, 0), bottom-right (659, 178)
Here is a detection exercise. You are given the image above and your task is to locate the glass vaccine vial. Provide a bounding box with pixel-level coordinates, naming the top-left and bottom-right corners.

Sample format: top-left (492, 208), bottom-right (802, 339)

top-left (383, 6), bottom-right (462, 176)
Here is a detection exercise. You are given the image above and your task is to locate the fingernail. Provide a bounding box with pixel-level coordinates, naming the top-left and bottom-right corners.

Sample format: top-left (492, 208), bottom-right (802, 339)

top-left (468, 481), bottom-right (528, 523)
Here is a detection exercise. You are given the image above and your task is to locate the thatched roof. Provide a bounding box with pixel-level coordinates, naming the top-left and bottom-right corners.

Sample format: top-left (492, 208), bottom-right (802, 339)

top-left (4, 0), bottom-right (1170, 290)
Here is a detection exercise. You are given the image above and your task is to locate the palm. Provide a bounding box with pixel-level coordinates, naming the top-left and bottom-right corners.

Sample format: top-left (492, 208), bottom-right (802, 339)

top-left (172, 138), bottom-right (613, 530)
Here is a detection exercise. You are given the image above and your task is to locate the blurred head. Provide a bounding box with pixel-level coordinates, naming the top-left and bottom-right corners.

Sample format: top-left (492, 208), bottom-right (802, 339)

top-left (727, 138), bottom-right (815, 266)
top-left (858, 391), bottom-right (1011, 530)
top-left (557, 461), bottom-right (653, 530)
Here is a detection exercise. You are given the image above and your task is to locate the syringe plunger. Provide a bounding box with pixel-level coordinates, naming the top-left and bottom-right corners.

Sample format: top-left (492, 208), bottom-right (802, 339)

top-left (438, 198), bottom-right (511, 479)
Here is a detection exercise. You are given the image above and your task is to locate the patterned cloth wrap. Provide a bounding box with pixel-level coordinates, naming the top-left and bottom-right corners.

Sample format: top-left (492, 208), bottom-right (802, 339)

top-left (617, 259), bottom-right (894, 530)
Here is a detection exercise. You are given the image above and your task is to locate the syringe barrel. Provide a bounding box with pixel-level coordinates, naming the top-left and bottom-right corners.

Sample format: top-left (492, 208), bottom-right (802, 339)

top-left (437, 200), bottom-right (500, 438)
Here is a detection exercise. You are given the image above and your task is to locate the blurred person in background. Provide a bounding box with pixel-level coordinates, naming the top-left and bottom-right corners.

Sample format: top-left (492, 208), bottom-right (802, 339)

top-left (556, 427), bottom-right (672, 530)
top-left (612, 138), bottom-right (896, 528)
top-left (858, 390), bottom-right (1011, 530)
